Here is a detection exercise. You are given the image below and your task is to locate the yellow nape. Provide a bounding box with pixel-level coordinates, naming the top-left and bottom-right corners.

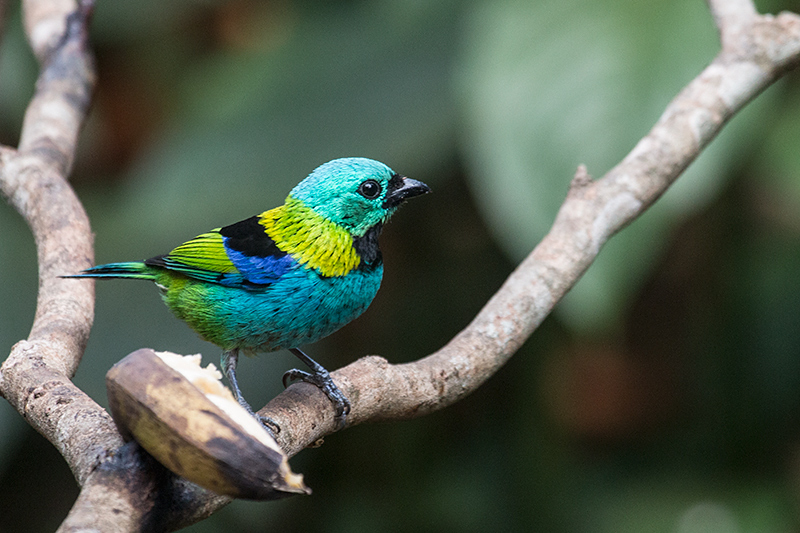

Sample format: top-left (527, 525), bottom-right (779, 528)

top-left (259, 198), bottom-right (360, 277)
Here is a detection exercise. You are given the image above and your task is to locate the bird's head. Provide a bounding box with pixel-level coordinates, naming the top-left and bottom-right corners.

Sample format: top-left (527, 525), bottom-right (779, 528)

top-left (289, 157), bottom-right (431, 236)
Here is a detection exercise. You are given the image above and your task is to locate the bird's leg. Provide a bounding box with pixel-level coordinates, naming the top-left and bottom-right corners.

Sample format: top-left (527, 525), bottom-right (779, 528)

top-left (221, 349), bottom-right (249, 410)
top-left (221, 349), bottom-right (280, 436)
top-left (283, 348), bottom-right (351, 430)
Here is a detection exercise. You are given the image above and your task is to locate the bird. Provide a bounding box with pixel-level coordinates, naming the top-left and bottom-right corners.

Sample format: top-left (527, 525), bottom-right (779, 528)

top-left (66, 157), bottom-right (430, 430)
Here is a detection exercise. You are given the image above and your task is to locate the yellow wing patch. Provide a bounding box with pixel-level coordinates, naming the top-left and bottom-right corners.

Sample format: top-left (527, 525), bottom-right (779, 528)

top-left (168, 230), bottom-right (238, 274)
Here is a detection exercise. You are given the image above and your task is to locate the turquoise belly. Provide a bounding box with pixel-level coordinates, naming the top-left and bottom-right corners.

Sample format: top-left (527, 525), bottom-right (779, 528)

top-left (157, 265), bottom-right (383, 352)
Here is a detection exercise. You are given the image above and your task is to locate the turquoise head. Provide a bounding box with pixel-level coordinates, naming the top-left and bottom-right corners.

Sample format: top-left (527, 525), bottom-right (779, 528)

top-left (289, 157), bottom-right (430, 236)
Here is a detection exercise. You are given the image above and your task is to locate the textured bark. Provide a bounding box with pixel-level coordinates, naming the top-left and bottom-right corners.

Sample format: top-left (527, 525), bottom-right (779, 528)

top-left (259, 0), bottom-right (800, 456)
top-left (0, 0), bottom-right (119, 488)
top-left (0, 0), bottom-right (798, 531)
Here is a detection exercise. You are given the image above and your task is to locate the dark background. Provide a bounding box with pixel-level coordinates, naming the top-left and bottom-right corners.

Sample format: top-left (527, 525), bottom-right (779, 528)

top-left (3, 0), bottom-right (800, 531)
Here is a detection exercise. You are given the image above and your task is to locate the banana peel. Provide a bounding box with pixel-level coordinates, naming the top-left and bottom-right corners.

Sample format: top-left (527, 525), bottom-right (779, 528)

top-left (106, 348), bottom-right (310, 500)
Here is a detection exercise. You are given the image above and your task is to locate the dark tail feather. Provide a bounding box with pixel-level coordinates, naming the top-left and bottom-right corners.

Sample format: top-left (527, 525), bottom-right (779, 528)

top-left (62, 262), bottom-right (156, 280)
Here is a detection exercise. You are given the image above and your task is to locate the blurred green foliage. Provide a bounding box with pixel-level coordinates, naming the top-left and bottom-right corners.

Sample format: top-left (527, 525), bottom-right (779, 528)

top-left (457, 0), bottom-right (781, 333)
top-left (2, 0), bottom-right (800, 531)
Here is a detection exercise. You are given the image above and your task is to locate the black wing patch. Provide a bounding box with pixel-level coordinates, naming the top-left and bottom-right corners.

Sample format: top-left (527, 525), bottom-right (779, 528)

top-left (220, 216), bottom-right (287, 259)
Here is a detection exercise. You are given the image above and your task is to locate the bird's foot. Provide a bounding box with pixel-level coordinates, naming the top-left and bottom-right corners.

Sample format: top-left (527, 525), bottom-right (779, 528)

top-left (257, 415), bottom-right (281, 438)
top-left (234, 394), bottom-right (281, 437)
top-left (222, 349), bottom-right (281, 437)
top-left (283, 367), bottom-right (351, 430)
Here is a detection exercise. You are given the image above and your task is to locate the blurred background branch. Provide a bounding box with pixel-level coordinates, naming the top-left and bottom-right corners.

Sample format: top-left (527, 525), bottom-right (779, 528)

top-left (3, 0), bottom-right (800, 531)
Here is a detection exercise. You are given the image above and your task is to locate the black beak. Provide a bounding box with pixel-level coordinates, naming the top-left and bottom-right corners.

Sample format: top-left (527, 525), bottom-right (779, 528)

top-left (383, 174), bottom-right (431, 209)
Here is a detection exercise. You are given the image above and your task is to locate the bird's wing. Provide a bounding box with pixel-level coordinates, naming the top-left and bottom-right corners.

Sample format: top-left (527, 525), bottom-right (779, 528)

top-left (145, 215), bottom-right (298, 287)
top-left (218, 215), bottom-right (298, 284)
top-left (145, 230), bottom-right (241, 284)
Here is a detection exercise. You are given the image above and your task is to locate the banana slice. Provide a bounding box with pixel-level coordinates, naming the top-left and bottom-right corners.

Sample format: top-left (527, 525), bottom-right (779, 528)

top-left (106, 348), bottom-right (310, 500)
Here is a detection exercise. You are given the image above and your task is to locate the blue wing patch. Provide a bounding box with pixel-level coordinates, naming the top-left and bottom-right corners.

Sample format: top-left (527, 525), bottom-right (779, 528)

top-left (223, 243), bottom-right (298, 284)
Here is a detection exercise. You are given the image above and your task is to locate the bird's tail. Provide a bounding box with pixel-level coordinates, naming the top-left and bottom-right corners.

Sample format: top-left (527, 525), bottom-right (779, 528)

top-left (63, 262), bottom-right (157, 280)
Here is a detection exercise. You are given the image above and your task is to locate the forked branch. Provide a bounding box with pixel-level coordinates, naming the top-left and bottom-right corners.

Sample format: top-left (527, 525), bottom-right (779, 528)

top-left (0, 0), bottom-right (798, 531)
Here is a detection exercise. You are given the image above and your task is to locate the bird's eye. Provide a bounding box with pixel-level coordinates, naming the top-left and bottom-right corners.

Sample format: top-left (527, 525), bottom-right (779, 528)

top-left (358, 179), bottom-right (382, 200)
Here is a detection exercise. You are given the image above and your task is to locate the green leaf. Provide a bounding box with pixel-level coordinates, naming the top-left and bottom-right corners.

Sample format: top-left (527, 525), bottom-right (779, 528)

top-left (457, 0), bottom-right (773, 332)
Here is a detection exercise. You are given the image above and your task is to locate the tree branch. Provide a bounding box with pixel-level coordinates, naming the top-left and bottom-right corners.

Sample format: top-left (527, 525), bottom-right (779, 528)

top-left (0, 0), bottom-right (117, 487)
top-left (1, 0), bottom-right (798, 531)
top-left (258, 0), bottom-right (800, 456)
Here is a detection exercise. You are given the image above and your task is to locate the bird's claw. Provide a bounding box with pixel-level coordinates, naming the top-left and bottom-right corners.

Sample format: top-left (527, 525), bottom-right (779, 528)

top-left (282, 368), bottom-right (351, 430)
top-left (257, 414), bottom-right (281, 438)
top-left (282, 368), bottom-right (310, 389)
top-left (235, 396), bottom-right (281, 437)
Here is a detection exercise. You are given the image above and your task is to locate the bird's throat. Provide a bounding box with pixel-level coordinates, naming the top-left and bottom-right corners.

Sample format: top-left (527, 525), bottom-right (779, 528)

top-left (352, 223), bottom-right (383, 268)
